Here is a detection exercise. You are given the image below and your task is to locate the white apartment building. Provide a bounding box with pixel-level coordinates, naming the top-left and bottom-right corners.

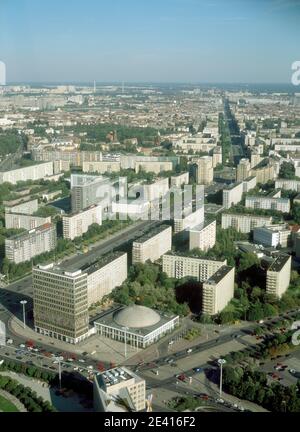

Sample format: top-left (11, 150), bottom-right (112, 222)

top-left (242, 176), bottom-right (257, 193)
top-left (236, 158), bottom-right (251, 181)
top-left (266, 255), bottom-right (291, 298)
top-left (275, 179), bottom-right (300, 192)
top-left (253, 225), bottom-right (291, 248)
top-left (170, 172), bottom-right (189, 187)
top-left (174, 206), bottom-right (205, 234)
top-left (223, 182), bottom-right (244, 209)
top-left (63, 204), bottom-right (102, 240)
top-left (5, 213), bottom-right (51, 231)
top-left (245, 196), bottom-right (290, 213)
top-left (5, 199), bottom-right (39, 215)
top-left (162, 253), bottom-right (226, 282)
top-left (111, 199), bottom-right (150, 220)
top-left (82, 161), bottom-right (121, 174)
top-left (221, 213), bottom-right (273, 233)
top-left (202, 266), bottom-right (235, 315)
top-left (132, 225), bottom-right (172, 264)
top-left (0, 162), bottom-right (54, 185)
top-left (5, 223), bottom-right (57, 264)
top-left (135, 161), bottom-right (173, 174)
top-left (212, 146), bottom-right (222, 168)
top-left (86, 252), bottom-right (127, 307)
top-left (189, 220), bottom-right (216, 251)
top-left (196, 156), bottom-right (214, 185)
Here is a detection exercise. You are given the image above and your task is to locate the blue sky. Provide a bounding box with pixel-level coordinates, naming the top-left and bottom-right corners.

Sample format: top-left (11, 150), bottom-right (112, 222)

top-left (0, 0), bottom-right (299, 83)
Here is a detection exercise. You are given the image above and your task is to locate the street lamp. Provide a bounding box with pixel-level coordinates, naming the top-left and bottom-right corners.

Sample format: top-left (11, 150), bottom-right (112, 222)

top-left (218, 358), bottom-right (226, 398)
top-left (122, 327), bottom-right (129, 359)
top-left (20, 300), bottom-right (27, 329)
top-left (55, 356), bottom-right (64, 390)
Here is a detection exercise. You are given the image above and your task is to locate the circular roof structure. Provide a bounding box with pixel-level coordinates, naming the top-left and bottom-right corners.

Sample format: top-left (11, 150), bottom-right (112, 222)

top-left (113, 305), bottom-right (161, 329)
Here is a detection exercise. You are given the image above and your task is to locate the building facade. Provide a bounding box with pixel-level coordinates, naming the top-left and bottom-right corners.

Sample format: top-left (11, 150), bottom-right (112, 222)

top-left (5, 213), bottom-right (51, 231)
top-left (189, 220), bottom-right (216, 251)
top-left (223, 182), bottom-right (244, 209)
top-left (202, 266), bottom-right (235, 315)
top-left (245, 196), bottom-right (290, 213)
top-left (62, 204), bottom-right (102, 240)
top-left (0, 162), bottom-right (54, 185)
top-left (266, 255), bottom-right (291, 298)
top-left (132, 225), bottom-right (172, 264)
top-left (221, 213), bottom-right (273, 233)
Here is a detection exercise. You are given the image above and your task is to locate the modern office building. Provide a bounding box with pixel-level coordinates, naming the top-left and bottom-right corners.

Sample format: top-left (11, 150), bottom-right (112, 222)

top-left (94, 304), bottom-right (179, 349)
top-left (253, 224), bottom-right (291, 248)
top-left (162, 252), bottom-right (226, 282)
top-left (132, 225), bottom-right (172, 264)
top-left (202, 266), bottom-right (235, 315)
top-left (266, 255), bottom-right (291, 298)
top-left (173, 207), bottom-right (205, 234)
top-left (223, 182), bottom-right (244, 209)
top-left (221, 213), bottom-right (273, 233)
top-left (62, 204), bottom-right (102, 240)
top-left (0, 162), bottom-right (54, 185)
top-left (5, 223), bottom-right (57, 264)
top-left (33, 263), bottom-right (90, 344)
top-left (236, 158), bottom-right (251, 181)
top-left (94, 367), bottom-right (146, 412)
top-left (196, 156), bottom-right (214, 185)
top-left (189, 220), bottom-right (216, 251)
top-left (5, 213), bottom-right (51, 231)
top-left (245, 196), bottom-right (290, 213)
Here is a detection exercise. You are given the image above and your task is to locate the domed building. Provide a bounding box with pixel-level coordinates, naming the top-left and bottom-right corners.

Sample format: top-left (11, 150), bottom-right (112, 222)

top-left (94, 304), bottom-right (180, 348)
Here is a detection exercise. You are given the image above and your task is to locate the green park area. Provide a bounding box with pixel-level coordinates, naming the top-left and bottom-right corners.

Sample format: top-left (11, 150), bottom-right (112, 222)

top-left (0, 393), bottom-right (19, 412)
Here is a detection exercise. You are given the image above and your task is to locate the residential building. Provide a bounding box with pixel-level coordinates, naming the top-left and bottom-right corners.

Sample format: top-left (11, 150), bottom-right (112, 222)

top-left (196, 156), bottom-right (214, 185)
top-left (162, 252), bottom-right (226, 282)
top-left (71, 173), bottom-right (115, 212)
top-left (245, 196), bottom-right (290, 213)
top-left (173, 207), bottom-right (204, 234)
top-left (5, 213), bottom-right (51, 231)
top-left (223, 182), bottom-right (244, 209)
top-left (253, 225), bottom-right (291, 248)
top-left (275, 179), bottom-right (300, 192)
top-left (221, 213), bottom-right (273, 233)
top-left (82, 161), bottom-right (121, 174)
top-left (94, 367), bottom-right (146, 412)
top-left (212, 146), bottom-right (222, 167)
top-left (250, 163), bottom-right (275, 183)
top-left (135, 160), bottom-right (173, 174)
top-left (5, 223), bottom-right (57, 264)
top-left (0, 162), bottom-right (54, 185)
top-left (33, 263), bottom-right (89, 344)
top-left (5, 198), bottom-right (39, 215)
top-left (242, 176), bottom-right (257, 193)
top-left (236, 158), bottom-right (251, 181)
top-left (132, 225), bottom-right (172, 264)
top-left (202, 266), bottom-right (235, 315)
top-left (266, 255), bottom-right (291, 298)
top-left (189, 220), bottom-right (216, 251)
top-left (170, 172), bottom-right (189, 187)
top-left (62, 204), bottom-right (102, 240)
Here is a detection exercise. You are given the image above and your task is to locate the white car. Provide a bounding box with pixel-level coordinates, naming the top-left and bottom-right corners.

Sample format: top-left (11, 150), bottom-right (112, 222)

top-left (216, 398), bottom-right (224, 404)
top-left (19, 344), bottom-right (25, 348)
top-left (187, 348), bottom-right (193, 354)
top-left (78, 359), bottom-right (85, 363)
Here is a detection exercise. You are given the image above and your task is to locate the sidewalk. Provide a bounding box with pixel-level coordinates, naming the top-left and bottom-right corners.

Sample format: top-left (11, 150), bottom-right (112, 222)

top-left (0, 388), bottom-right (27, 412)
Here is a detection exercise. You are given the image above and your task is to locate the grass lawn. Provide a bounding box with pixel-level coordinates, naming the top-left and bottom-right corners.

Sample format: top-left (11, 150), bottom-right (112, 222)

top-left (0, 394), bottom-right (19, 412)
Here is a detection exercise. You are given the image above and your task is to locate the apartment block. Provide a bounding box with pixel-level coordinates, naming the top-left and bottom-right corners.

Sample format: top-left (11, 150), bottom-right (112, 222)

top-left (94, 367), bottom-right (146, 412)
top-left (132, 225), bottom-right (172, 264)
top-left (236, 158), bottom-right (251, 181)
top-left (221, 213), bottom-right (273, 233)
top-left (242, 176), bottom-right (257, 193)
top-left (196, 156), bottom-right (214, 185)
top-left (130, 178), bottom-right (169, 202)
top-left (5, 213), bottom-right (51, 230)
top-left (266, 255), bottom-right (291, 298)
top-left (0, 162), bottom-right (54, 185)
top-left (33, 263), bottom-right (89, 344)
top-left (223, 182), bottom-right (243, 209)
top-left (135, 160), bottom-right (173, 174)
top-left (63, 204), bottom-right (102, 240)
top-left (245, 196), bottom-right (290, 213)
top-left (174, 206), bottom-right (205, 234)
top-left (5, 198), bottom-right (39, 215)
top-left (189, 220), bottom-right (216, 251)
top-left (71, 173), bottom-right (115, 212)
top-left (202, 266), bottom-right (235, 315)
top-left (170, 172), bottom-right (189, 187)
top-left (82, 161), bottom-right (121, 174)
top-left (212, 146), bottom-right (222, 168)
top-left (5, 223), bottom-right (57, 264)
top-left (250, 164), bottom-right (275, 184)
top-left (275, 179), bottom-right (300, 192)
top-left (162, 253), bottom-right (226, 282)
top-left (253, 224), bottom-right (291, 248)
top-left (85, 252), bottom-right (127, 307)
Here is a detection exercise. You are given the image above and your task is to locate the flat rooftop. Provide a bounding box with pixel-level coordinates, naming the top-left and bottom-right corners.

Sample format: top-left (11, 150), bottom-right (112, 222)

top-left (268, 254), bottom-right (291, 272)
top-left (224, 181), bottom-right (243, 191)
top-left (204, 265), bottom-right (233, 285)
top-left (133, 224), bottom-right (171, 244)
top-left (164, 250), bottom-right (226, 263)
top-left (189, 219), bottom-right (216, 232)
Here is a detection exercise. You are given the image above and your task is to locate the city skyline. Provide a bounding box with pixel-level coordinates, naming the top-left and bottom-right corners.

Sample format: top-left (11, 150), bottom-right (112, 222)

top-left (0, 0), bottom-right (299, 83)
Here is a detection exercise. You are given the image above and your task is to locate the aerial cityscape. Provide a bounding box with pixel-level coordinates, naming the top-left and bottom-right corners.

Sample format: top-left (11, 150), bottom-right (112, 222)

top-left (0, 0), bottom-right (300, 419)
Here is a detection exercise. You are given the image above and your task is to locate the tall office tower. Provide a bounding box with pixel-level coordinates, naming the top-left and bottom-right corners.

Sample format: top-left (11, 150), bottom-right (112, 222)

top-left (236, 158), bottom-right (251, 181)
top-left (70, 173), bottom-right (114, 212)
top-left (266, 255), bottom-right (291, 298)
top-left (196, 156), bottom-right (214, 185)
top-left (33, 264), bottom-right (89, 344)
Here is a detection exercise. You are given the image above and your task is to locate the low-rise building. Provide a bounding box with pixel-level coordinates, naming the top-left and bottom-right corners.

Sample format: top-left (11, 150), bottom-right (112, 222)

top-left (189, 220), bottom-right (216, 251)
top-left (266, 255), bottom-right (291, 298)
top-left (132, 225), bottom-right (172, 264)
top-left (202, 266), bottom-right (235, 315)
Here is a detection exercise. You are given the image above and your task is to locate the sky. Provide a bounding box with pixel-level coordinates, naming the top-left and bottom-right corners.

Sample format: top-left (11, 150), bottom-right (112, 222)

top-left (0, 0), bottom-right (300, 83)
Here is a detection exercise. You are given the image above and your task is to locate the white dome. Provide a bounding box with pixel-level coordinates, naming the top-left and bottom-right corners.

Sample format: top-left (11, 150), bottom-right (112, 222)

top-left (114, 305), bottom-right (161, 329)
